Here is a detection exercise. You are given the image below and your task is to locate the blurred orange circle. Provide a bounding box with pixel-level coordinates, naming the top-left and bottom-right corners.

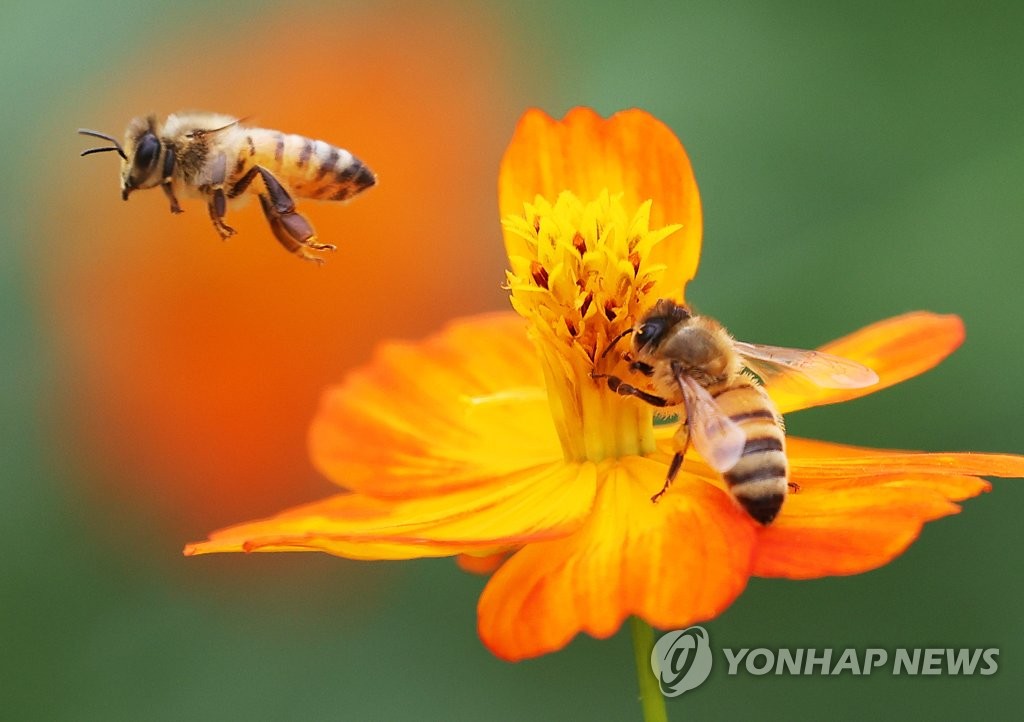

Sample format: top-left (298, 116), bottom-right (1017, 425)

top-left (43, 5), bottom-right (518, 536)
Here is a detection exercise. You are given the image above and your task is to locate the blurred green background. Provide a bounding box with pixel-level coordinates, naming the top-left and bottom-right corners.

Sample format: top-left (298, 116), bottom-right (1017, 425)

top-left (3, 0), bottom-right (1022, 719)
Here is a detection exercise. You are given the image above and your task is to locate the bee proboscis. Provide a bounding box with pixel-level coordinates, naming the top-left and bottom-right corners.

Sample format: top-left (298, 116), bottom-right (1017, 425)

top-left (595, 299), bottom-right (879, 524)
top-left (78, 112), bottom-right (376, 263)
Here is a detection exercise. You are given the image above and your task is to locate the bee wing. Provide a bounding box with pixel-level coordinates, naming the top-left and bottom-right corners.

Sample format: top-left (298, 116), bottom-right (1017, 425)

top-left (734, 341), bottom-right (879, 389)
top-left (677, 373), bottom-right (746, 473)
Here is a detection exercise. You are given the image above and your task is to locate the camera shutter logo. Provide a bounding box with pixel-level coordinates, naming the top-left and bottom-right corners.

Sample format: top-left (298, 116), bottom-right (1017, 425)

top-left (651, 625), bottom-right (713, 696)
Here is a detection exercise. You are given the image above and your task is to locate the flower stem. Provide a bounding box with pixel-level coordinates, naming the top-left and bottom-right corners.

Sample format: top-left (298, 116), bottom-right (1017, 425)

top-left (631, 616), bottom-right (668, 722)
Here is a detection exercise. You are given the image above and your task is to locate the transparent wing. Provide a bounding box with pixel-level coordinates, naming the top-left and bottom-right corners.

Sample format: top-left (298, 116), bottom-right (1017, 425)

top-left (734, 341), bottom-right (879, 389)
top-left (677, 374), bottom-right (746, 473)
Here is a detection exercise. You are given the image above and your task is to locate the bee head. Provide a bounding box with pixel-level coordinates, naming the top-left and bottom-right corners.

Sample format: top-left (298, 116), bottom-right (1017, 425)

top-left (119, 116), bottom-right (164, 200)
top-left (78, 116), bottom-right (163, 200)
top-left (633, 299), bottom-right (691, 352)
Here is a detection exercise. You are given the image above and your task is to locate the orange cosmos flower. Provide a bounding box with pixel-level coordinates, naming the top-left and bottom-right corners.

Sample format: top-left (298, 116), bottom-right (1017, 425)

top-left (186, 108), bottom-right (1024, 661)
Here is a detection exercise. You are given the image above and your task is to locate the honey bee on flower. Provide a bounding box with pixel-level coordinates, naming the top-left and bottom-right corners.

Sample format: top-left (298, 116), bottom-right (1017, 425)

top-left (595, 298), bottom-right (878, 523)
top-left (78, 112), bottom-right (376, 263)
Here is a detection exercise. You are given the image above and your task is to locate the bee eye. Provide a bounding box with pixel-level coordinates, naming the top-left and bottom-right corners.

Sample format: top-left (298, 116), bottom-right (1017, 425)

top-left (636, 320), bottom-right (665, 348)
top-left (134, 133), bottom-right (161, 171)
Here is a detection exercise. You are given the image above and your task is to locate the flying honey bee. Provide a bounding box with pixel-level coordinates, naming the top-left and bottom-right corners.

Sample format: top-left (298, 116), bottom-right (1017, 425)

top-left (594, 299), bottom-right (878, 524)
top-left (77, 112), bottom-right (376, 263)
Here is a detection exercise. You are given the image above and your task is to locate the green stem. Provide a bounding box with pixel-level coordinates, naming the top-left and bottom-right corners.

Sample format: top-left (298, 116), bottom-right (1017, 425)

top-left (631, 617), bottom-right (669, 722)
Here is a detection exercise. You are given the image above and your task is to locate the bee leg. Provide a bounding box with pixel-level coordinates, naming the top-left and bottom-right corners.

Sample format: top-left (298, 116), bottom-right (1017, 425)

top-left (162, 183), bottom-right (183, 215)
top-left (594, 373), bottom-right (670, 407)
top-left (620, 352), bottom-right (655, 377)
top-left (629, 360), bottom-right (656, 377)
top-left (206, 189), bottom-right (236, 239)
top-left (651, 425), bottom-right (691, 504)
top-left (160, 148), bottom-right (182, 214)
top-left (227, 165), bottom-right (260, 198)
top-left (204, 152), bottom-right (236, 239)
top-left (594, 371), bottom-right (689, 503)
top-left (254, 167), bottom-right (336, 259)
top-left (257, 194), bottom-right (324, 265)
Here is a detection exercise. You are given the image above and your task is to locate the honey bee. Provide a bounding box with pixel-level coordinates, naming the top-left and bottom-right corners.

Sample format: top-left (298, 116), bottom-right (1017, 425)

top-left (78, 112), bottom-right (376, 263)
top-left (595, 299), bottom-right (878, 524)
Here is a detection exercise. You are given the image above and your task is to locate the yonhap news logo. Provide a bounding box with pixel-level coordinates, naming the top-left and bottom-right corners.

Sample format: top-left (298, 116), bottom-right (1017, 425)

top-left (650, 626), bottom-right (999, 696)
top-left (722, 646), bottom-right (999, 677)
top-left (650, 626), bottom-right (714, 696)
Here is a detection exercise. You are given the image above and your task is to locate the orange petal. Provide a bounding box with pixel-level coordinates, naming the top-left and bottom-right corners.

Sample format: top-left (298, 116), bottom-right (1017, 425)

top-left (457, 551), bottom-right (510, 575)
top-left (751, 436), bottom-right (1017, 578)
top-left (477, 457), bottom-right (754, 661)
top-left (787, 436), bottom-right (1024, 480)
top-left (797, 473), bottom-right (989, 502)
top-left (651, 434), bottom-right (1011, 498)
top-left (752, 478), bottom-right (976, 579)
top-left (310, 312), bottom-right (563, 497)
top-left (185, 461), bottom-right (597, 559)
top-left (498, 108), bottom-right (702, 300)
top-left (769, 312), bottom-right (965, 414)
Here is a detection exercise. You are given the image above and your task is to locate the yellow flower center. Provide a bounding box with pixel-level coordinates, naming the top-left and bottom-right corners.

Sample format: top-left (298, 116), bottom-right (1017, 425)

top-left (504, 190), bottom-right (681, 463)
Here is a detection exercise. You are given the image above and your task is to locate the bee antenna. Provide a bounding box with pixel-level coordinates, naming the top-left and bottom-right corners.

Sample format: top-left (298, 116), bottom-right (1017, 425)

top-left (600, 328), bottom-right (633, 360)
top-left (77, 128), bottom-right (127, 160)
top-left (80, 146), bottom-right (126, 159)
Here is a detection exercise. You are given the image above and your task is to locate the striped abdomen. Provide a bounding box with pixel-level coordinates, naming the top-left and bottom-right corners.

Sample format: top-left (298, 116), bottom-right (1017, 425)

top-left (709, 378), bottom-right (787, 524)
top-left (231, 127), bottom-right (375, 201)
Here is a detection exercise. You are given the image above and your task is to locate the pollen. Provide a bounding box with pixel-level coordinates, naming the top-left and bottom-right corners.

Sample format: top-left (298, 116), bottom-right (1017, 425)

top-left (503, 190), bottom-right (681, 463)
top-left (505, 190), bottom-right (679, 360)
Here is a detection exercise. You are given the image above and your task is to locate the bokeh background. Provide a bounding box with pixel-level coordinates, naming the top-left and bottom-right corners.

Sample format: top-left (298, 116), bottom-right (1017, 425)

top-left (3, 0), bottom-right (1022, 719)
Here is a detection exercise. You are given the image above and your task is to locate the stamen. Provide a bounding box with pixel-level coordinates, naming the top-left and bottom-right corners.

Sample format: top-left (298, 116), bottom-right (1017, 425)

top-left (530, 262), bottom-right (549, 289)
top-left (503, 190), bottom-right (681, 462)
